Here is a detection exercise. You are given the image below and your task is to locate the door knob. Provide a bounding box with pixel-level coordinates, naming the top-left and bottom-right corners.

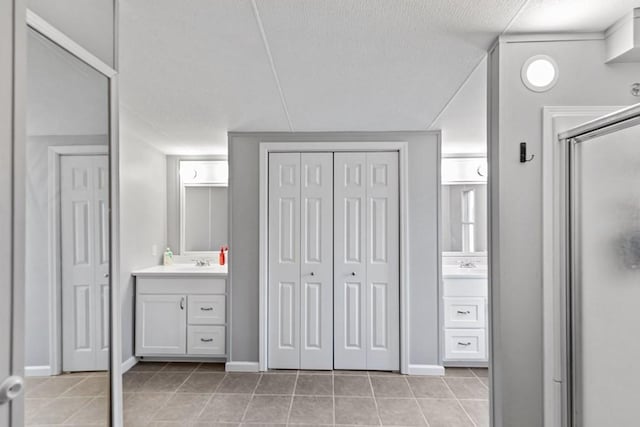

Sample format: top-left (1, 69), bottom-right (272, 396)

top-left (351, 272), bottom-right (356, 276)
top-left (104, 273), bottom-right (109, 278)
top-left (0, 376), bottom-right (24, 405)
top-left (310, 272), bottom-right (315, 276)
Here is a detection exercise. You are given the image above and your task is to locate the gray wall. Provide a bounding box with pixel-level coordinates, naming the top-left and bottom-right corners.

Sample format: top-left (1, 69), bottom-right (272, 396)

top-left (119, 130), bottom-right (167, 362)
top-left (228, 131), bottom-right (440, 365)
top-left (25, 135), bottom-right (107, 367)
top-left (489, 37), bottom-right (640, 426)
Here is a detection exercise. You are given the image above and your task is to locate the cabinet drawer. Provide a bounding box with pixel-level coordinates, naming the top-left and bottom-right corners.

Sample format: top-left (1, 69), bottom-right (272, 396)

top-left (187, 325), bottom-right (225, 355)
top-left (443, 278), bottom-right (487, 297)
top-left (188, 295), bottom-right (225, 325)
top-left (445, 329), bottom-right (486, 361)
top-left (444, 297), bottom-right (485, 328)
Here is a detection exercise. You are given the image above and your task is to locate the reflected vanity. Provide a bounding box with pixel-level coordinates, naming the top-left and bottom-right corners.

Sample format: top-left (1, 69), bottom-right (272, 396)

top-left (441, 156), bottom-right (489, 366)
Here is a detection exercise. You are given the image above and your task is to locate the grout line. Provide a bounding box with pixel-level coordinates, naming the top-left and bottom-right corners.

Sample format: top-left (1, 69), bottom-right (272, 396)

top-left (250, 0), bottom-right (295, 132)
top-left (239, 372), bottom-right (263, 423)
top-left (406, 375), bottom-right (431, 427)
top-left (285, 370), bottom-right (299, 425)
top-left (146, 363), bottom-right (201, 423)
top-left (441, 377), bottom-right (478, 427)
top-left (366, 372), bottom-right (383, 426)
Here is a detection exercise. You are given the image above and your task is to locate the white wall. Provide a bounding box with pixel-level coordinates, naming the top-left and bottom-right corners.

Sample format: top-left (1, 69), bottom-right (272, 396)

top-left (119, 129), bottom-right (167, 363)
top-left (489, 36), bottom-right (640, 426)
top-left (27, 0), bottom-right (115, 67)
top-left (228, 131), bottom-right (441, 366)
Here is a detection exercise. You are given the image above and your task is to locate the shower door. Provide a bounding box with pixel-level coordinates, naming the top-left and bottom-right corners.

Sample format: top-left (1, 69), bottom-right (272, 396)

top-left (567, 114), bottom-right (640, 426)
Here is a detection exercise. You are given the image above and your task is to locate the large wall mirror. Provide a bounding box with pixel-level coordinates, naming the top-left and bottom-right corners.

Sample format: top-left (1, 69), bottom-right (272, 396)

top-left (24, 13), bottom-right (117, 426)
top-left (167, 158), bottom-right (228, 257)
top-left (441, 156), bottom-right (488, 255)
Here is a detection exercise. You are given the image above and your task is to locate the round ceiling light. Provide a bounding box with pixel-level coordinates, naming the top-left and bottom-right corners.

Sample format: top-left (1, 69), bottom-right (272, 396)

top-left (521, 55), bottom-right (558, 92)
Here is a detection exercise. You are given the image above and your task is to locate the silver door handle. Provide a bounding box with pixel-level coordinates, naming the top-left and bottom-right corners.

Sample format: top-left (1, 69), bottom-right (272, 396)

top-left (0, 376), bottom-right (24, 405)
top-left (200, 307), bottom-right (213, 311)
top-left (457, 342), bottom-right (472, 346)
top-left (200, 338), bottom-right (213, 343)
top-left (457, 310), bottom-right (471, 315)
top-left (180, 297), bottom-right (185, 310)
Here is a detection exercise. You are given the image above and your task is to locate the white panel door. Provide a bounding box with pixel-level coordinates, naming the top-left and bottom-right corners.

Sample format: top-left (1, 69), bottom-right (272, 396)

top-left (334, 152), bottom-right (399, 371)
top-left (61, 155), bottom-right (109, 372)
top-left (268, 153), bottom-right (301, 369)
top-left (334, 153), bottom-right (368, 369)
top-left (365, 152), bottom-right (399, 370)
top-left (300, 153), bottom-right (333, 369)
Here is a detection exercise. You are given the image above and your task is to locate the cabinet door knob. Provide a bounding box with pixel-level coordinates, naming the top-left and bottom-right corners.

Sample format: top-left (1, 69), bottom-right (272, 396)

top-left (457, 310), bottom-right (471, 315)
top-left (200, 306), bottom-right (213, 311)
top-left (310, 272), bottom-right (315, 276)
top-left (351, 272), bottom-right (356, 276)
top-left (200, 338), bottom-right (213, 343)
top-left (180, 297), bottom-right (185, 310)
top-left (457, 342), bottom-right (472, 346)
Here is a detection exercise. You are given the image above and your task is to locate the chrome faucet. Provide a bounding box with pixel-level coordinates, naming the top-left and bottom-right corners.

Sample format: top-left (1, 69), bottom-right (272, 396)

top-left (193, 258), bottom-right (210, 267)
top-left (458, 260), bottom-right (477, 269)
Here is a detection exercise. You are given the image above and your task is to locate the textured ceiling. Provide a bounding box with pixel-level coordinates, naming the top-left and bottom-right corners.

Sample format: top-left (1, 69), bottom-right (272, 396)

top-left (118, 0), bottom-right (637, 154)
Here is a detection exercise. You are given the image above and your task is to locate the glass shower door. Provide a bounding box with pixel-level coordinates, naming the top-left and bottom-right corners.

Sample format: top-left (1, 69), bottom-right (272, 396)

top-left (570, 122), bottom-right (640, 426)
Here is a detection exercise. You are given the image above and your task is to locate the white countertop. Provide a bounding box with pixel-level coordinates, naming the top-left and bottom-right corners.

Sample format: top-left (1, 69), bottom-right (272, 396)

top-left (132, 264), bottom-right (228, 277)
top-left (442, 265), bottom-right (488, 279)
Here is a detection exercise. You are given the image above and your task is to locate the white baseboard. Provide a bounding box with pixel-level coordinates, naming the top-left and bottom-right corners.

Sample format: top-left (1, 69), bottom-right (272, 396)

top-left (407, 364), bottom-right (445, 376)
top-left (225, 361), bottom-right (260, 372)
top-left (121, 356), bottom-right (138, 374)
top-left (25, 366), bottom-right (52, 377)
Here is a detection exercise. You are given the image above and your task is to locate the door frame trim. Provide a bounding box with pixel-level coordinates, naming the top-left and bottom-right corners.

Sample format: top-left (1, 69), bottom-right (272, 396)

top-left (258, 141), bottom-right (410, 374)
top-left (47, 146), bottom-right (108, 376)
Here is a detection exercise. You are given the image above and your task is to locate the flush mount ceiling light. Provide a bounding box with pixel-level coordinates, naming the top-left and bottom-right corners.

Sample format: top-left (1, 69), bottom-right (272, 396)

top-left (521, 55), bottom-right (559, 92)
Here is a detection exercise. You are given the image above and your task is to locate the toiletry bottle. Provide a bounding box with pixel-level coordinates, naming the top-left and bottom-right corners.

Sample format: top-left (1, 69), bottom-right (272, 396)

top-left (219, 246), bottom-right (225, 266)
top-left (164, 247), bottom-right (173, 266)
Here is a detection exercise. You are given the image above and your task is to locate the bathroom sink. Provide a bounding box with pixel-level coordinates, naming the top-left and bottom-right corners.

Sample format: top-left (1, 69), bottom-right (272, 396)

top-left (132, 263), bottom-right (228, 276)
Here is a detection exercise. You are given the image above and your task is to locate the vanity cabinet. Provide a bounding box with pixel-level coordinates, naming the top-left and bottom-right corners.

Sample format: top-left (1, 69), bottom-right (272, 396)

top-left (442, 275), bottom-right (488, 364)
top-left (134, 271), bottom-right (227, 358)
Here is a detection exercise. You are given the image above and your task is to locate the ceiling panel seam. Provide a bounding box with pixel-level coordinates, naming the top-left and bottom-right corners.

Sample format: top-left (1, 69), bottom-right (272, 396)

top-left (250, 0), bottom-right (294, 132)
top-left (427, 0), bottom-right (534, 130)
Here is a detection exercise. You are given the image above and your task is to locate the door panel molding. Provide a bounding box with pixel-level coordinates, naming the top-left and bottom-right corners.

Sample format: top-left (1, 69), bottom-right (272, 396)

top-left (259, 142), bottom-right (410, 374)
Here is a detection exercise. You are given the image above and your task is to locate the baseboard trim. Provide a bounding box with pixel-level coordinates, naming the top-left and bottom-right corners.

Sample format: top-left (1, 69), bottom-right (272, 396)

top-left (225, 361), bottom-right (260, 372)
top-left (407, 364), bottom-right (445, 376)
top-left (121, 356), bottom-right (138, 374)
top-left (25, 366), bottom-right (52, 377)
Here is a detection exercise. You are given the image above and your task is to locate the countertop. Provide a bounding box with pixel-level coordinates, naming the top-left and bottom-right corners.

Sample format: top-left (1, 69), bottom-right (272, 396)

top-left (132, 264), bottom-right (228, 277)
top-left (442, 265), bottom-right (488, 279)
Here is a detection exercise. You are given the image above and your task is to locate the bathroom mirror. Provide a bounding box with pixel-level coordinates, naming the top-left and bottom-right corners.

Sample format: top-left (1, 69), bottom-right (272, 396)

top-left (441, 156), bottom-right (488, 255)
top-left (24, 25), bottom-right (112, 425)
top-left (169, 159), bottom-right (228, 255)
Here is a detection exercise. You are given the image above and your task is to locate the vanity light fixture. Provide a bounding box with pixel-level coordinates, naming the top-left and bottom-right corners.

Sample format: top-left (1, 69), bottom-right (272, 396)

top-left (521, 55), bottom-right (559, 92)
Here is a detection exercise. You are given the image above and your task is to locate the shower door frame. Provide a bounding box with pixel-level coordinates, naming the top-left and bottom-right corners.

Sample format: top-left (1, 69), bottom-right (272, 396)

top-left (559, 103), bottom-right (640, 427)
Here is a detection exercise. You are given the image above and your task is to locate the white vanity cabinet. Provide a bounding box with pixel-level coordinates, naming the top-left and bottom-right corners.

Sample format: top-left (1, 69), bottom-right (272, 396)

top-left (442, 273), bottom-right (488, 364)
top-left (133, 266), bottom-right (227, 358)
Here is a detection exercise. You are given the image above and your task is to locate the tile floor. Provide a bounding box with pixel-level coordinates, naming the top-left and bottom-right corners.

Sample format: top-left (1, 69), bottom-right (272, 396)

top-left (25, 363), bottom-right (489, 426)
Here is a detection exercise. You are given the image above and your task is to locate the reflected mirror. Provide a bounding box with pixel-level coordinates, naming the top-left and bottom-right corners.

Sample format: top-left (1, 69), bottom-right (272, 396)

top-left (24, 27), bottom-right (111, 424)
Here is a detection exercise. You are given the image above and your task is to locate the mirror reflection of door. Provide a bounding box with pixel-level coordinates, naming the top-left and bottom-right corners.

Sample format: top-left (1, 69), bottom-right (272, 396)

top-left (24, 27), bottom-right (111, 425)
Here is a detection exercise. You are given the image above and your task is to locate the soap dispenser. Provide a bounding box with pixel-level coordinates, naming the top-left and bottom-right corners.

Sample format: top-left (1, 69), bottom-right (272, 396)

top-left (163, 247), bottom-right (173, 266)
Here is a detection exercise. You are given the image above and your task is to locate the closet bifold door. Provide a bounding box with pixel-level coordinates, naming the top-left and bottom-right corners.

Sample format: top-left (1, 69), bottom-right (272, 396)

top-left (334, 152), bottom-right (399, 371)
top-left (268, 152), bottom-right (333, 370)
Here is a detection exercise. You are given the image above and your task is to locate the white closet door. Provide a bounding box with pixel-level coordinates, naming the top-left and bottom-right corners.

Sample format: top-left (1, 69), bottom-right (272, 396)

top-left (300, 153), bottom-right (333, 369)
top-left (268, 153), bottom-right (301, 369)
top-left (61, 155), bottom-right (109, 372)
top-left (365, 152), bottom-right (399, 371)
top-left (334, 152), bottom-right (399, 371)
top-left (334, 153), bottom-right (368, 369)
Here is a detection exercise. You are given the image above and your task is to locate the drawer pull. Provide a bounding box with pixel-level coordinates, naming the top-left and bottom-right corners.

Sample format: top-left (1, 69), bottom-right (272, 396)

top-left (200, 338), bottom-right (213, 343)
top-left (200, 307), bottom-right (214, 311)
top-left (457, 342), bottom-right (472, 346)
top-left (456, 310), bottom-right (471, 315)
